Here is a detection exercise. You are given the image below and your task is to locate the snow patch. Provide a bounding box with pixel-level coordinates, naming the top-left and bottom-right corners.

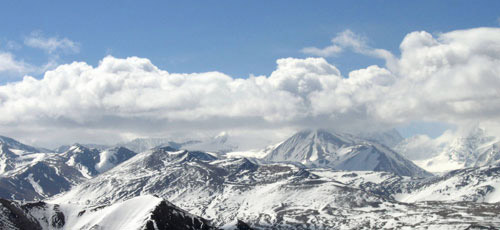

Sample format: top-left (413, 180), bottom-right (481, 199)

top-left (59, 195), bottom-right (162, 230)
top-left (26, 173), bottom-right (45, 196)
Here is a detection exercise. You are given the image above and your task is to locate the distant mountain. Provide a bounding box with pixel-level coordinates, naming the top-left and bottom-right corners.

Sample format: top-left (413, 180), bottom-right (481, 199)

top-left (263, 129), bottom-right (430, 177)
top-left (54, 143), bottom-right (111, 153)
top-left (396, 127), bottom-right (500, 173)
top-left (118, 132), bottom-right (238, 154)
top-left (60, 144), bottom-right (137, 177)
top-left (117, 138), bottom-right (185, 153)
top-left (181, 131), bottom-right (238, 154)
top-left (0, 136), bottom-right (137, 201)
top-left (0, 135), bottom-right (44, 153)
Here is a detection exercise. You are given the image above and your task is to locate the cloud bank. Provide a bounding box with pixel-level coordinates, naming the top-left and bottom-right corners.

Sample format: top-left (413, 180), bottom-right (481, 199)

top-left (1, 27), bottom-right (500, 147)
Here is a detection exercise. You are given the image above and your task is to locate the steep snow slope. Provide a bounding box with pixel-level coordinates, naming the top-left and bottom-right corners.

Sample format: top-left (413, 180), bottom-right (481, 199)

top-left (263, 129), bottom-right (430, 177)
top-left (95, 147), bottom-right (137, 173)
top-left (0, 196), bottom-right (220, 230)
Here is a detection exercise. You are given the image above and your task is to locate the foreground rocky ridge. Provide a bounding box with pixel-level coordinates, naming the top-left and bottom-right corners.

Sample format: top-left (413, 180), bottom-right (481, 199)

top-left (0, 195), bottom-right (228, 230)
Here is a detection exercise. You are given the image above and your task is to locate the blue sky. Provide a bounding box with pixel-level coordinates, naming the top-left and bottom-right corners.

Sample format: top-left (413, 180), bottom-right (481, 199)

top-left (1, 1), bottom-right (499, 80)
top-left (1, 1), bottom-right (500, 146)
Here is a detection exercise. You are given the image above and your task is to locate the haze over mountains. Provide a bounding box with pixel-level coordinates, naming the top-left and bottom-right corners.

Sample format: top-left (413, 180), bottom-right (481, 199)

top-left (1, 127), bottom-right (500, 229)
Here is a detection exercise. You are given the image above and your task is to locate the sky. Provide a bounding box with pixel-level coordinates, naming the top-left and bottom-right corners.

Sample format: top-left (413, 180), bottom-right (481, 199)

top-left (0, 1), bottom-right (500, 148)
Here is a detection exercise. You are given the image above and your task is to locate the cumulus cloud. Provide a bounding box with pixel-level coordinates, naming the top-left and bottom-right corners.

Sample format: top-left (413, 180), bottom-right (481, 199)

top-left (378, 28), bottom-right (500, 124)
top-left (24, 32), bottom-right (80, 54)
top-left (1, 27), bottom-right (500, 147)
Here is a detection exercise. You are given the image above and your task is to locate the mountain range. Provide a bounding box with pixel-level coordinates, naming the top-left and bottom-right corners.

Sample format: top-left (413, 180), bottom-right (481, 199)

top-left (0, 129), bottom-right (499, 229)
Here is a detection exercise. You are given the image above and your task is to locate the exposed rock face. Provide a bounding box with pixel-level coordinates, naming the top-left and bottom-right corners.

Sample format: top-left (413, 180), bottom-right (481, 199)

top-left (0, 199), bottom-right (42, 230)
top-left (144, 200), bottom-right (217, 230)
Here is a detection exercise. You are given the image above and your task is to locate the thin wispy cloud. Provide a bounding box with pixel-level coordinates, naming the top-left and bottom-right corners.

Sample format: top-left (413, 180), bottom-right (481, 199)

top-left (0, 52), bottom-right (32, 74)
top-left (24, 31), bottom-right (80, 54)
top-left (301, 44), bottom-right (342, 57)
top-left (5, 41), bottom-right (22, 50)
top-left (301, 29), bottom-right (395, 65)
top-left (301, 30), bottom-right (369, 57)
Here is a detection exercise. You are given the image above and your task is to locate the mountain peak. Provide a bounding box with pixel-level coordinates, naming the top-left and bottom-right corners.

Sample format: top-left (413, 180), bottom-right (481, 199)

top-left (264, 129), bottom-right (430, 177)
top-left (0, 135), bottom-right (42, 153)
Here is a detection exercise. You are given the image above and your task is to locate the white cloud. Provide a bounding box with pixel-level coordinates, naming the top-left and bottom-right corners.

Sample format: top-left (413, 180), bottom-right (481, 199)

top-left (301, 45), bottom-right (342, 57)
top-left (1, 27), bottom-right (500, 147)
top-left (301, 30), bottom-right (370, 56)
top-left (24, 32), bottom-right (80, 54)
top-left (301, 29), bottom-right (396, 65)
top-left (0, 52), bottom-right (32, 74)
top-left (331, 29), bottom-right (367, 52)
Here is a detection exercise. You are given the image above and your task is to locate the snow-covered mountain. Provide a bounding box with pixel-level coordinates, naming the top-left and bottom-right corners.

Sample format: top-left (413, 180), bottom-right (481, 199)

top-left (61, 144), bottom-right (137, 177)
top-left (263, 129), bottom-right (430, 177)
top-left (0, 136), bottom-right (138, 201)
top-left (2, 133), bottom-right (500, 229)
top-left (117, 138), bottom-right (185, 153)
top-left (394, 164), bottom-right (500, 203)
top-left (0, 135), bottom-right (46, 153)
top-left (50, 147), bottom-right (388, 228)
top-left (397, 127), bottom-right (500, 173)
top-left (118, 133), bottom-right (238, 154)
top-left (0, 195), bottom-right (228, 230)
top-left (47, 146), bottom-right (500, 229)
top-left (181, 131), bottom-right (239, 154)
